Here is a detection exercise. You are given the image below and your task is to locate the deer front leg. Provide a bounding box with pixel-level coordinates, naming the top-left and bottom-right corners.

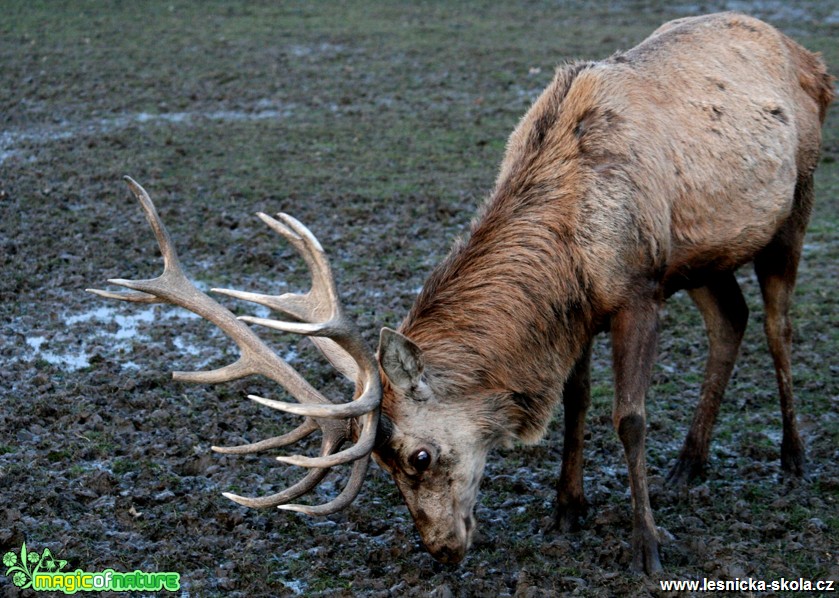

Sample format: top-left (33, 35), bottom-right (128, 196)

top-left (611, 300), bottom-right (662, 574)
top-left (553, 341), bottom-right (592, 532)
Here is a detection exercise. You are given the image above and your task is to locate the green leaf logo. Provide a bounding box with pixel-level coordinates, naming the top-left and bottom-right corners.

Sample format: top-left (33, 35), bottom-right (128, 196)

top-left (3, 543), bottom-right (68, 589)
top-left (37, 548), bottom-right (67, 573)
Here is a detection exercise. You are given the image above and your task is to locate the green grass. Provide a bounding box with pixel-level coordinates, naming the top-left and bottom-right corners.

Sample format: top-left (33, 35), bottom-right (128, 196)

top-left (111, 457), bottom-right (136, 475)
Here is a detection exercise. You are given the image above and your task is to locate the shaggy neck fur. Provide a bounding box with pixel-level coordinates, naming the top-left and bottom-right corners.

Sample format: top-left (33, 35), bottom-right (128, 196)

top-left (401, 213), bottom-right (596, 443)
top-left (400, 63), bottom-right (632, 442)
top-left (398, 64), bottom-right (608, 443)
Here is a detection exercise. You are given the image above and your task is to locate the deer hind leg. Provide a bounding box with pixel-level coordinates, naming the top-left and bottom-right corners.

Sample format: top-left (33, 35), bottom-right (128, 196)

top-left (553, 341), bottom-right (592, 532)
top-left (611, 299), bottom-right (662, 574)
top-left (667, 272), bottom-right (748, 486)
top-left (753, 174), bottom-right (814, 477)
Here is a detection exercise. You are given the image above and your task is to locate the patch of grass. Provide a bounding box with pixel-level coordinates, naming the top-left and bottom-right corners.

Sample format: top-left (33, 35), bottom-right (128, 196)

top-left (112, 457), bottom-right (136, 475)
top-left (785, 504), bottom-right (813, 529)
top-left (741, 483), bottom-right (772, 508)
top-left (66, 464), bottom-right (86, 479)
top-left (590, 382), bottom-right (612, 409)
top-left (82, 431), bottom-right (115, 455)
top-left (46, 449), bottom-right (72, 463)
top-left (35, 521), bottom-right (68, 540)
top-left (825, 515), bottom-right (839, 538)
top-left (309, 574), bottom-right (352, 592)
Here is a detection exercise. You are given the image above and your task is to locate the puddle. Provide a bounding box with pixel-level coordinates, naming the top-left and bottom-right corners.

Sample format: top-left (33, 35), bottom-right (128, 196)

top-left (22, 294), bottom-right (279, 372)
top-left (281, 580), bottom-right (307, 596)
top-left (65, 304), bottom-right (160, 338)
top-left (25, 335), bottom-right (93, 370)
top-left (22, 304), bottom-right (200, 371)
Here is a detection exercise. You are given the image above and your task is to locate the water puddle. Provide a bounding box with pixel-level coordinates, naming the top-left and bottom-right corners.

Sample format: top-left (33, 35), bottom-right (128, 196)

top-left (22, 295), bottom-right (278, 372)
top-left (22, 304), bottom-right (199, 371)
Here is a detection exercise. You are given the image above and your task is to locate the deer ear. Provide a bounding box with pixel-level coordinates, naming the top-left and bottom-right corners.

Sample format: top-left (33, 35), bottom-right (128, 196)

top-left (378, 327), bottom-right (424, 391)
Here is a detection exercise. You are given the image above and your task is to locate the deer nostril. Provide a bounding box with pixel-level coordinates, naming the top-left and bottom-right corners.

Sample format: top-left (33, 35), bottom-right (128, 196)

top-left (434, 544), bottom-right (465, 565)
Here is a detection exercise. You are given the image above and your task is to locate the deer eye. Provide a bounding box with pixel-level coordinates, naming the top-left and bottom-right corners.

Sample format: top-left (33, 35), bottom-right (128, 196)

top-left (409, 449), bottom-right (432, 473)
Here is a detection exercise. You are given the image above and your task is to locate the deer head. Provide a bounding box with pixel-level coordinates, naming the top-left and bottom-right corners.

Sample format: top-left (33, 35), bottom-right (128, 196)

top-left (89, 178), bottom-right (487, 563)
top-left (374, 328), bottom-right (493, 563)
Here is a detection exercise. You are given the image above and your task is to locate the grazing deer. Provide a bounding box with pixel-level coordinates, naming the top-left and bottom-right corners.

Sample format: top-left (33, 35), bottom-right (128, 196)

top-left (90, 13), bottom-right (832, 573)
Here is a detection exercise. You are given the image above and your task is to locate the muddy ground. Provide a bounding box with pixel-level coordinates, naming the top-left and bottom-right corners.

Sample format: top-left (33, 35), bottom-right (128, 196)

top-left (1, 1), bottom-right (837, 596)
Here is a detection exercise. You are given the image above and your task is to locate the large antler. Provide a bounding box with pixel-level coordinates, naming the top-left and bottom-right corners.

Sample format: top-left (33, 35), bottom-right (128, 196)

top-left (87, 177), bottom-right (382, 515)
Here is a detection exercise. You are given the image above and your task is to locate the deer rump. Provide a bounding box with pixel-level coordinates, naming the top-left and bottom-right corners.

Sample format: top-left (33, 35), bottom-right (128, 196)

top-left (91, 12), bottom-right (833, 575)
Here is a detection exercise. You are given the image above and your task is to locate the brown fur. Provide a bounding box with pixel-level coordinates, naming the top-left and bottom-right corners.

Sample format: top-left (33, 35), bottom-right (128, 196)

top-left (378, 12), bottom-right (832, 572)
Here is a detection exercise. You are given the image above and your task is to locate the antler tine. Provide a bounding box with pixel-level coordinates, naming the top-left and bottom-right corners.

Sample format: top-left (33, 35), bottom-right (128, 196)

top-left (85, 288), bottom-right (164, 304)
top-left (222, 467), bottom-right (331, 508)
top-left (216, 411), bottom-right (373, 510)
top-left (278, 456), bottom-right (371, 515)
top-left (213, 211), bottom-right (355, 356)
top-left (226, 414), bottom-right (373, 512)
top-left (248, 390), bottom-right (376, 419)
top-left (212, 211), bottom-right (335, 323)
top-left (173, 358), bottom-right (252, 385)
top-left (211, 418), bottom-right (319, 455)
top-left (261, 212), bottom-right (333, 307)
top-left (123, 175), bottom-right (181, 273)
top-left (274, 409), bottom-right (378, 469)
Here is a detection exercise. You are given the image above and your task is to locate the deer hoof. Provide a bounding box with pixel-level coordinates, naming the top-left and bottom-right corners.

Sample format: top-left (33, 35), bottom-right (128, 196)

top-left (666, 455), bottom-right (706, 488)
top-left (551, 497), bottom-right (588, 533)
top-left (781, 436), bottom-right (805, 477)
top-left (630, 531), bottom-right (663, 575)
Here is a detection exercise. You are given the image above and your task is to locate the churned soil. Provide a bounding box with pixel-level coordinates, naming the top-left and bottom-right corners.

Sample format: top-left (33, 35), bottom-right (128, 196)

top-left (1, 1), bottom-right (837, 596)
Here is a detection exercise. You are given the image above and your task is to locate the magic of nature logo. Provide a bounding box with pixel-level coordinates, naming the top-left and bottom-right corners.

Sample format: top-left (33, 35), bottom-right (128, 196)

top-left (3, 542), bottom-right (180, 594)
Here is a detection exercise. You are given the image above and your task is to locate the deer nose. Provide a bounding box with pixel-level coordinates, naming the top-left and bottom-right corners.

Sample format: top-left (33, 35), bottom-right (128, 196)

top-left (429, 523), bottom-right (471, 564)
top-left (430, 543), bottom-right (466, 564)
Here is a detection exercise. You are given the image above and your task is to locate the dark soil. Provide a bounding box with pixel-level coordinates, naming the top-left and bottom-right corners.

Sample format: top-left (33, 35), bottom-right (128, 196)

top-left (1, 1), bottom-right (837, 596)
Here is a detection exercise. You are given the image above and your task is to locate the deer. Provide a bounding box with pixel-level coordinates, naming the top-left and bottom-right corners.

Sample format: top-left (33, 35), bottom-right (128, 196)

top-left (89, 13), bottom-right (832, 573)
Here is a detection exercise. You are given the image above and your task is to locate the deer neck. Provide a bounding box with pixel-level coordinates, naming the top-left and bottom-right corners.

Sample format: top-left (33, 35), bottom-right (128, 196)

top-left (399, 200), bottom-right (595, 443)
